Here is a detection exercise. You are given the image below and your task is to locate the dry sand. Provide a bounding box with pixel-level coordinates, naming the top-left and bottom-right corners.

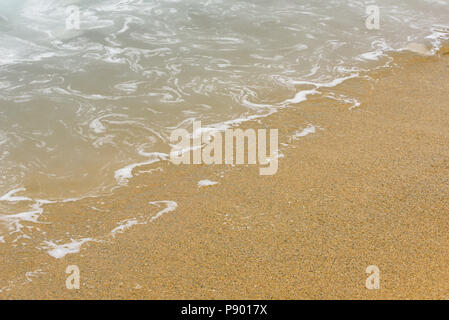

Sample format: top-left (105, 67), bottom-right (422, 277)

top-left (1, 49), bottom-right (448, 299)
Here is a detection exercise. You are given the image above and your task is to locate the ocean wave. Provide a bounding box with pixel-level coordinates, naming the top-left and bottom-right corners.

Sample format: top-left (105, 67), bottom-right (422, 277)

top-left (0, 0), bottom-right (448, 237)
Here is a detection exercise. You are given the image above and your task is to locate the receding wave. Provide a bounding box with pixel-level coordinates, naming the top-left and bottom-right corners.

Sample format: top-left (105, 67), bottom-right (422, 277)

top-left (0, 0), bottom-right (448, 243)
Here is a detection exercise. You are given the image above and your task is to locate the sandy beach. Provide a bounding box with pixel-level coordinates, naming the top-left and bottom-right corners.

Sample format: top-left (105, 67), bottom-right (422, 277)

top-left (1, 48), bottom-right (449, 299)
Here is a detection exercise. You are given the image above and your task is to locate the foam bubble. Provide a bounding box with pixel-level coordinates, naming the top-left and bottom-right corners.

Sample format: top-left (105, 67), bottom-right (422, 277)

top-left (198, 180), bottom-right (218, 188)
top-left (114, 152), bottom-right (168, 185)
top-left (0, 188), bottom-right (32, 202)
top-left (294, 125), bottom-right (316, 139)
top-left (44, 238), bottom-right (94, 259)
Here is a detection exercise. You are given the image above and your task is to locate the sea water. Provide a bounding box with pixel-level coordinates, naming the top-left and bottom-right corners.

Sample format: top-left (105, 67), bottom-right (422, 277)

top-left (0, 0), bottom-right (448, 228)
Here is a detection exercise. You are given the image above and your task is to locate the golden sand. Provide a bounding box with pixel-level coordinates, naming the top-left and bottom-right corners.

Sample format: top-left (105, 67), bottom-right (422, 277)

top-left (1, 50), bottom-right (448, 299)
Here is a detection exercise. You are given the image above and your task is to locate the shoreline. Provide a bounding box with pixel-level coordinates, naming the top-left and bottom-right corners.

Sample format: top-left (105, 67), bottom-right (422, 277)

top-left (1, 49), bottom-right (449, 299)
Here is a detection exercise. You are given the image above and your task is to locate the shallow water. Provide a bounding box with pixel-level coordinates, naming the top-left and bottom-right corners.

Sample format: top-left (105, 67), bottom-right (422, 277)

top-left (0, 0), bottom-right (448, 216)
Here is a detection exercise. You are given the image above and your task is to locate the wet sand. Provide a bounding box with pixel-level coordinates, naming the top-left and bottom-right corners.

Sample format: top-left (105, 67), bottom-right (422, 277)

top-left (1, 49), bottom-right (449, 299)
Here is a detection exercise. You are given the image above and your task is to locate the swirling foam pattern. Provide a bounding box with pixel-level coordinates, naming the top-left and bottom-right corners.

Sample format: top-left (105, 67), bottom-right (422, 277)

top-left (0, 0), bottom-right (448, 208)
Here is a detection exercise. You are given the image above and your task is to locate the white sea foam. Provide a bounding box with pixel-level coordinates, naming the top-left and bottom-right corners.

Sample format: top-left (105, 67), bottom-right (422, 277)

top-left (111, 201), bottom-right (177, 236)
top-left (0, 0), bottom-right (448, 245)
top-left (114, 151), bottom-right (168, 185)
top-left (294, 125), bottom-right (316, 139)
top-left (0, 268), bottom-right (46, 294)
top-left (1, 1), bottom-right (448, 295)
top-left (44, 238), bottom-right (94, 259)
top-left (0, 188), bottom-right (32, 202)
top-left (279, 73), bottom-right (360, 88)
top-left (147, 200), bottom-right (178, 223)
top-left (281, 89), bottom-right (318, 105)
top-left (0, 199), bottom-right (53, 235)
top-left (110, 218), bottom-right (139, 235)
top-left (326, 93), bottom-right (362, 110)
top-left (89, 118), bottom-right (106, 134)
top-left (198, 180), bottom-right (218, 188)
top-left (25, 269), bottom-right (45, 282)
top-left (40, 200), bottom-right (177, 258)
top-left (0, 137), bottom-right (8, 146)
